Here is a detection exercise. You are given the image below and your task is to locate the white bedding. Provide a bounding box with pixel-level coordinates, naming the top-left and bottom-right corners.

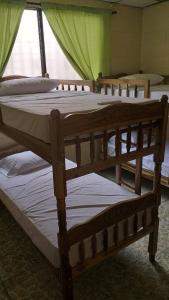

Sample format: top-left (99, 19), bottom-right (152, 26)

top-left (0, 90), bottom-right (153, 144)
top-left (0, 158), bottom-right (142, 268)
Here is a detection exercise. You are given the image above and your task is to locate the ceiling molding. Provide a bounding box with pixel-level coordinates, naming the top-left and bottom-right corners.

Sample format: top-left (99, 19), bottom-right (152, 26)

top-left (101, 0), bottom-right (168, 8)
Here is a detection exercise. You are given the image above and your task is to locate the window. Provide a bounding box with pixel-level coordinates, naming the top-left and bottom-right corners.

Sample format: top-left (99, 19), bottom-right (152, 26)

top-left (4, 9), bottom-right (81, 79)
top-left (4, 10), bottom-right (41, 77)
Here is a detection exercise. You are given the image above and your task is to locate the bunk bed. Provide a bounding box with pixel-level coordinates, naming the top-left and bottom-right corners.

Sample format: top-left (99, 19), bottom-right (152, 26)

top-left (97, 77), bottom-right (169, 188)
top-left (0, 82), bottom-right (168, 299)
top-left (0, 76), bottom-right (151, 162)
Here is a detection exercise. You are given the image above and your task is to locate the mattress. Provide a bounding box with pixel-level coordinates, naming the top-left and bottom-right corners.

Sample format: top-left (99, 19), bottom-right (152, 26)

top-left (0, 90), bottom-right (92, 150)
top-left (0, 158), bottom-right (146, 268)
top-left (0, 90), bottom-right (155, 144)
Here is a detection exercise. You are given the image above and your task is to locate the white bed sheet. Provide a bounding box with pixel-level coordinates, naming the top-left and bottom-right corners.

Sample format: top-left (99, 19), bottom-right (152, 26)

top-left (0, 158), bottom-right (142, 268)
top-left (0, 90), bottom-right (155, 144)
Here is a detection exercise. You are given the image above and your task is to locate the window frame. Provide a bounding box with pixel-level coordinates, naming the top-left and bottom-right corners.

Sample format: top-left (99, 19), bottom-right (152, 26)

top-left (26, 3), bottom-right (47, 77)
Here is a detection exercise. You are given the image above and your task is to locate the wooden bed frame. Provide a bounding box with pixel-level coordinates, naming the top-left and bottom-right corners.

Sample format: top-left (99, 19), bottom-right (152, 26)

top-left (97, 78), bottom-right (150, 98)
top-left (0, 91), bottom-right (168, 299)
top-left (97, 76), bottom-right (169, 188)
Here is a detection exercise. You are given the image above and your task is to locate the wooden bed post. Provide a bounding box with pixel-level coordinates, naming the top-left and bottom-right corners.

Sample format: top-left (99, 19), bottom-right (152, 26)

top-left (50, 110), bottom-right (74, 300)
top-left (148, 96), bottom-right (168, 262)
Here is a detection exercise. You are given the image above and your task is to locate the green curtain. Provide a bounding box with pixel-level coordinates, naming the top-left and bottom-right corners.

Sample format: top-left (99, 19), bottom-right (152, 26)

top-left (0, 0), bottom-right (25, 76)
top-left (42, 4), bottom-right (112, 80)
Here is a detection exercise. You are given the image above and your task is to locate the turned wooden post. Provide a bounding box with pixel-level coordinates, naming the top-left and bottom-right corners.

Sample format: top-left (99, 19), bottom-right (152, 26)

top-left (50, 110), bottom-right (74, 300)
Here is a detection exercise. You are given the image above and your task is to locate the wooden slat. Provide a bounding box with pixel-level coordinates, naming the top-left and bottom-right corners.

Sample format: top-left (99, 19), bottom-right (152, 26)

top-left (135, 158), bottom-right (142, 195)
top-left (118, 84), bottom-right (122, 96)
top-left (135, 122), bottom-right (143, 195)
top-left (134, 85), bottom-right (138, 98)
top-left (126, 126), bottom-right (131, 153)
top-left (133, 214), bottom-right (138, 234)
top-left (76, 137), bottom-right (81, 167)
top-left (142, 210), bottom-right (147, 230)
top-left (148, 121), bottom-right (153, 147)
top-left (91, 234), bottom-right (97, 258)
top-left (103, 229), bottom-right (108, 252)
top-left (111, 84), bottom-right (114, 95)
top-left (90, 133), bottom-right (95, 163)
top-left (103, 130), bottom-right (108, 160)
top-left (115, 129), bottom-right (122, 184)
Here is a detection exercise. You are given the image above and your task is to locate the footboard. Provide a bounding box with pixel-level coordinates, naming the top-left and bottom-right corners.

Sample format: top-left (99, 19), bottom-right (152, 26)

top-left (68, 192), bottom-right (157, 274)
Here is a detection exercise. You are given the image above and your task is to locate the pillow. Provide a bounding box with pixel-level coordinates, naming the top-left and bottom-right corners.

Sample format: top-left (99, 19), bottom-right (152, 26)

top-left (0, 78), bottom-right (57, 96)
top-left (0, 151), bottom-right (49, 177)
top-left (119, 74), bottom-right (164, 86)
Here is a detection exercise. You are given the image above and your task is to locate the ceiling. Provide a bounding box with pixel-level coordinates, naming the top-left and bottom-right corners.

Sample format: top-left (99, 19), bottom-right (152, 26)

top-left (102, 0), bottom-right (167, 8)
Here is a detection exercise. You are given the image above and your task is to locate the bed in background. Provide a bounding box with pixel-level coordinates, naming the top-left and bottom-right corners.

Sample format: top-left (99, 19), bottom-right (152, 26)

top-left (0, 75), bottom-right (152, 164)
top-left (98, 72), bottom-right (169, 99)
top-left (97, 75), bottom-right (169, 188)
top-left (0, 96), bottom-right (168, 300)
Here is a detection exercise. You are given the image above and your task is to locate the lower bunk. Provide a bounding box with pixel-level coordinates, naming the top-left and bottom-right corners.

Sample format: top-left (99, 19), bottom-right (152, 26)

top-left (0, 152), bottom-right (151, 269)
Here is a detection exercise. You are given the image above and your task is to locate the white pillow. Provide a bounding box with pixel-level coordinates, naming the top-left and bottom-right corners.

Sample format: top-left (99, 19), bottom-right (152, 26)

top-left (0, 78), bottom-right (57, 96)
top-left (0, 151), bottom-right (49, 177)
top-left (119, 74), bottom-right (164, 86)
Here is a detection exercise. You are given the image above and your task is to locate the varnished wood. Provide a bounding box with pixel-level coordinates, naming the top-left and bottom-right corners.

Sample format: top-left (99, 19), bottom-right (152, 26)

top-left (0, 96), bottom-right (168, 300)
top-left (97, 78), bottom-right (150, 98)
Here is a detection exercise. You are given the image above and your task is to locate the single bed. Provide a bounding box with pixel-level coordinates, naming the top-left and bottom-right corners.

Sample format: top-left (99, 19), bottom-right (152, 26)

top-left (97, 76), bottom-right (169, 188)
top-left (0, 95), bottom-right (168, 300)
top-left (0, 156), bottom-right (141, 268)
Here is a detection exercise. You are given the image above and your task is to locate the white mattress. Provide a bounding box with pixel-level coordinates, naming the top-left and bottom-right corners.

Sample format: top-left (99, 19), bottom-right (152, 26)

top-left (0, 158), bottom-right (142, 268)
top-left (0, 90), bottom-right (154, 143)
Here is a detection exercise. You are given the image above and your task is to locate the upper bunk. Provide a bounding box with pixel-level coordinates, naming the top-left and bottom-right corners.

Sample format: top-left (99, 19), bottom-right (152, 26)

top-left (0, 78), bottom-right (168, 174)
